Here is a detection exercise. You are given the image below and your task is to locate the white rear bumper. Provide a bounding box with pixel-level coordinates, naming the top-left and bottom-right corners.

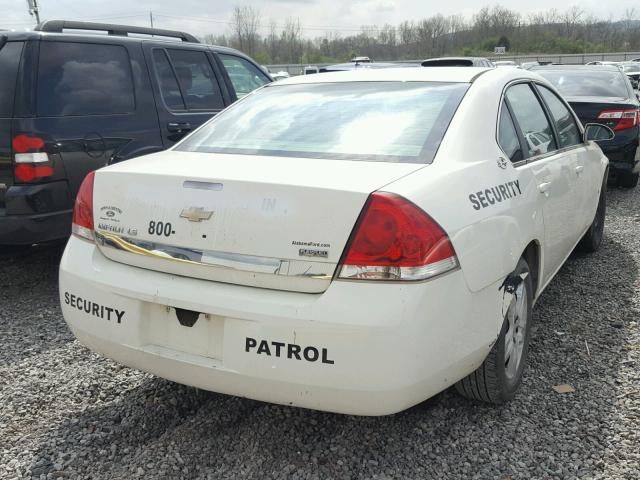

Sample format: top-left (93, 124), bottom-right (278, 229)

top-left (59, 236), bottom-right (501, 415)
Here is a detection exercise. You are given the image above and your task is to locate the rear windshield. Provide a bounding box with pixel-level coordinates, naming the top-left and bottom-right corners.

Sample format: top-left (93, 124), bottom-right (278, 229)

top-left (176, 81), bottom-right (468, 163)
top-left (0, 41), bottom-right (24, 118)
top-left (621, 63), bottom-right (640, 73)
top-left (422, 59), bottom-right (473, 67)
top-left (537, 70), bottom-right (629, 98)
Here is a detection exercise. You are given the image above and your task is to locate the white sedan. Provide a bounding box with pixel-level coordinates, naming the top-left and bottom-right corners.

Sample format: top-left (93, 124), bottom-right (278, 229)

top-left (60, 67), bottom-right (611, 416)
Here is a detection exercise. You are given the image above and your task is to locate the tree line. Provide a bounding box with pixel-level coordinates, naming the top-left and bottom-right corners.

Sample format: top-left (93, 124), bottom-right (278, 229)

top-left (202, 5), bottom-right (640, 65)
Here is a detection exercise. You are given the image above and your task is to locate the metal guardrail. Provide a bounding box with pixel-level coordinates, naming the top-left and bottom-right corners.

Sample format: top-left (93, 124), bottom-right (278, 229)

top-left (266, 52), bottom-right (640, 76)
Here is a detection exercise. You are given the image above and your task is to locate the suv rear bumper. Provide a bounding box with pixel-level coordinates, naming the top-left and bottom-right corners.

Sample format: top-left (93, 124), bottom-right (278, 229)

top-left (0, 209), bottom-right (72, 245)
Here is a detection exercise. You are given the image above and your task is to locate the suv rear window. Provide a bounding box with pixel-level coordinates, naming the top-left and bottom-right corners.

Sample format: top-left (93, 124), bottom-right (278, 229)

top-left (176, 81), bottom-right (469, 163)
top-left (37, 42), bottom-right (135, 116)
top-left (0, 41), bottom-right (24, 117)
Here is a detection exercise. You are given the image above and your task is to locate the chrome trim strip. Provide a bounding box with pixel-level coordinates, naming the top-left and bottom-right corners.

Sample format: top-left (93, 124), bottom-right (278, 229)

top-left (183, 180), bottom-right (223, 191)
top-left (95, 232), bottom-right (334, 280)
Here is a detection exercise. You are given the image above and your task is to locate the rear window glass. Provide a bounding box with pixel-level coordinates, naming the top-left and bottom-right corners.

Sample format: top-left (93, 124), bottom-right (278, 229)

top-left (0, 42), bottom-right (24, 117)
top-left (37, 42), bottom-right (135, 116)
top-left (622, 63), bottom-right (640, 73)
top-left (176, 82), bottom-right (468, 163)
top-left (422, 59), bottom-right (473, 67)
top-left (537, 70), bottom-right (629, 98)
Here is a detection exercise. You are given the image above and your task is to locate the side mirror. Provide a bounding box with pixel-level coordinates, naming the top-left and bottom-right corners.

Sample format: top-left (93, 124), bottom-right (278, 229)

top-left (584, 123), bottom-right (615, 142)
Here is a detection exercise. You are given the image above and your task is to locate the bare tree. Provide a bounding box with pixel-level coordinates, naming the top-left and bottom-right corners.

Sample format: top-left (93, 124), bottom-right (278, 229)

top-left (281, 17), bottom-right (302, 63)
top-left (231, 6), bottom-right (261, 56)
top-left (562, 6), bottom-right (584, 39)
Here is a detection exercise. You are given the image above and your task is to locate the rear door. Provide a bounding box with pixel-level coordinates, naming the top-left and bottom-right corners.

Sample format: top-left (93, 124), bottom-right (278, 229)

top-left (31, 38), bottom-right (162, 195)
top-left (143, 43), bottom-right (229, 146)
top-left (505, 82), bottom-right (581, 281)
top-left (536, 84), bottom-right (600, 233)
top-left (0, 39), bottom-right (24, 210)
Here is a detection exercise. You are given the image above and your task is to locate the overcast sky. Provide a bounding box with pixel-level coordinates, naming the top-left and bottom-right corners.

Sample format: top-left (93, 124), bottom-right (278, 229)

top-left (1, 0), bottom-right (637, 38)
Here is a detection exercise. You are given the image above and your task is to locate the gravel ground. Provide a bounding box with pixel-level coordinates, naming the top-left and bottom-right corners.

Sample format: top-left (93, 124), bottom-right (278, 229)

top-left (1, 187), bottom-right (639, 480)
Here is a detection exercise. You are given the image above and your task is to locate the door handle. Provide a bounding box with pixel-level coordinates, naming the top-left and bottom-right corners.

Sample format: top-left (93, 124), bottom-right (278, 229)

top-left (538, 182), bottom-right (551, 194)
top-left (575, 165), bottom-right (584, 175)
top-left (167, 122), bottom-right (192, 133)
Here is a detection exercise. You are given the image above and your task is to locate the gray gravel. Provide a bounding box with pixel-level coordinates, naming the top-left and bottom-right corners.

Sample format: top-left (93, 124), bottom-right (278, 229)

top-left (1, 186), bottom-right (639, 480)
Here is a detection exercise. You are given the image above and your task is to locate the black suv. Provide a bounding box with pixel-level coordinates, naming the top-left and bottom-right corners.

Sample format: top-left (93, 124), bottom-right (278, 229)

top-left (0, 20), bottom-right (271, 246)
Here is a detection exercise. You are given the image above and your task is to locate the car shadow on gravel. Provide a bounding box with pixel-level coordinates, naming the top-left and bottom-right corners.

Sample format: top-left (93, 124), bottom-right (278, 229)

top-left (0, 242), bottom-right (70, 366)
top-left (24, 229), bottom-right (638, 479)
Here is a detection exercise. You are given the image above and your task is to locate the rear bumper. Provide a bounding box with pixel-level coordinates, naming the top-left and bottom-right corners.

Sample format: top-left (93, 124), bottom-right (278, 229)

top-left (0, 180), bottom-right (73, 245)
top-left (599, 137), bottom-right (639, 174)
top-left (59, 237), bottom-right (502, 415)
top-left (0, 209), bottom-right (71, 245)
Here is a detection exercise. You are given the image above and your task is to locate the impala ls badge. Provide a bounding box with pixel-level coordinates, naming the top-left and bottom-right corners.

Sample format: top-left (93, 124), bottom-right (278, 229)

top-left (180, 207), bottom-right (214, 222)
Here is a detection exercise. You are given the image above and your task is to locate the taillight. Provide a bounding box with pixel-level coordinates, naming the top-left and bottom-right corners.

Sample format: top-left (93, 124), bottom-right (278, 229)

top-left (597, 109), bottom-right (638, 131)
top-left (12, 134), bottom-right (54, 183)
top-left (72, 171), bottom-right (96, 242)
top-left (338, 192), bottom-right (458, 281)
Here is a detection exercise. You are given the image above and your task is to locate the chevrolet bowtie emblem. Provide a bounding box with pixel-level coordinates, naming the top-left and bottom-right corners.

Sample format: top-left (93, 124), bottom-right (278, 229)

top-left (180, 207), bottom-right (214, 222)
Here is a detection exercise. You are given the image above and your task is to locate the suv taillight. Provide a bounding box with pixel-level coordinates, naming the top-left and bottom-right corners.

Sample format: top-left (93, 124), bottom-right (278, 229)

top-left (337, 192), bottom-right (458, 281)
top-left (12, 134), bottom-right (53, 183)
top-left (597, 109), bottom-right (639, 131)
top-left (72, 171), bottom-right (95, 242)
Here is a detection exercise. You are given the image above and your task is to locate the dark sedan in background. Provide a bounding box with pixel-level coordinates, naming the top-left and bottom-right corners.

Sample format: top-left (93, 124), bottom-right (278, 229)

top-left (533, 65), bottom-right (640, 187)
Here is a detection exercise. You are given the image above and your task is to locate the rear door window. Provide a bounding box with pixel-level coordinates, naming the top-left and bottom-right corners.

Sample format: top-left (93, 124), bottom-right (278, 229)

top-left (166, 49), bottom-right (224, 110)
top-left (153, 49), bottom-right (185, 110)
top-left (0, 41), bottom-right (24, 117)
top-left (498, 101), bottom-right (524, 162)
top-left (218, 54), bottom-right (270, 98)
top-left (37, 42), bottom-right (135, 116)
top-left (505, 83), bottom-right (557, 157)
top-left (537, 86), bottom-right (582, 149)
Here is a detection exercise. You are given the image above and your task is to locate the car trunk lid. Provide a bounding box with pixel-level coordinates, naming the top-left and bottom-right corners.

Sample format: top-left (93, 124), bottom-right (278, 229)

top-left (566, 96), bottom-right (635, 125)
top-left (93, 151), bottom-right (424, 293)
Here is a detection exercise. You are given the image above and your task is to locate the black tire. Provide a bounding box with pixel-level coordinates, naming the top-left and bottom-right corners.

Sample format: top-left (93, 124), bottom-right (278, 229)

top-left (617, 171), bottom-right (639, 188)
top-left (577, 185), bottom-right (606, 253)
top-left (455, 257), bottom-right (533, 404)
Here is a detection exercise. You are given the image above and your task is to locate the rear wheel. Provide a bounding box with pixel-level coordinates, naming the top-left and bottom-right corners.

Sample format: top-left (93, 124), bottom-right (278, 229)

top-left (617, 171), bottom-right (639, 188)
top-left (455, 257), bottom-right (533, 404)
top-left (577, 185), bottom-right (606, 253)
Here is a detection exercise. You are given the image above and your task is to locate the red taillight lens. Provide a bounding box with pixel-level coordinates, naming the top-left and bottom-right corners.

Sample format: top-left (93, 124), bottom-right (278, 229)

top-left (14, 164), bottom-right (54, 182)
top-left (72, 171), bottom-right (96, 242)
top-left (13, 134), bottom-right (53, 183)
top-left (338, 192), bottom-right (458, 281)
top-left (597, 109), bottom-right (638, 131)
top-left (13, 134), bottom-right (45, 153)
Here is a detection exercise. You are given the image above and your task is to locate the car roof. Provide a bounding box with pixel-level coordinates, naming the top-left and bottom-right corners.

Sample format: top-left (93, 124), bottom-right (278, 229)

top-left (531, 65), bottom-right (621, 72)
top-left (322, 62), bottom-right (418, 71)
top-left (1, 26), bottom-right (251, 60)
top-left (273, 66), bottom-right (537, 85)
top-left (423, 57), bottom-right (488, 61)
